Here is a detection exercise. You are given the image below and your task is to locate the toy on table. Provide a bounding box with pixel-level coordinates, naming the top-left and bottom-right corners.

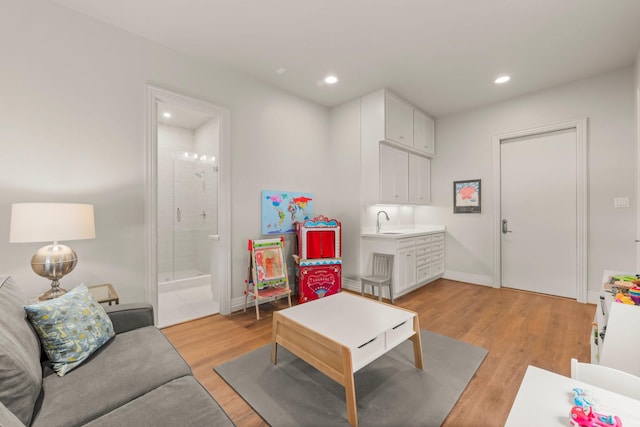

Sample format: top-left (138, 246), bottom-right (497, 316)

top-left (570, 405), bottom-right (622, 427)
top-left (573, 388), bottom-right (597, 408)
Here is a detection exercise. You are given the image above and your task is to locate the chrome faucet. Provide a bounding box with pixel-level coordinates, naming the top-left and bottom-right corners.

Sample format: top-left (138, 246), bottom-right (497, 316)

top-left (376, 210), bottom-right (390, 233)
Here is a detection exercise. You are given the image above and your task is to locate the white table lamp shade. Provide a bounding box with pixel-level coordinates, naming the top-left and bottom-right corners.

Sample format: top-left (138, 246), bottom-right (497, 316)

top-left (9, 203), bottom-right (95, 243)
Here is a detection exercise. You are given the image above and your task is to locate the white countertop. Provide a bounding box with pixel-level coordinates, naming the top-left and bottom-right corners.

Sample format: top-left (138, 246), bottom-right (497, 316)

top-left (361, 225), bottom-right (445, 239)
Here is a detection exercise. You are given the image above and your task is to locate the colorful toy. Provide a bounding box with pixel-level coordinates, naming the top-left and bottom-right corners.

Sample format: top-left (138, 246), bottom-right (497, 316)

top-left (569, 406), bottom-right (622, 427)
top-left (628, 286), bottom-right (640, 304)
top-left (614, 292), bottom-right (635, 305)
top-left (573, 388), bottom-right (597, 408)
top-left (293, 215), bottom-right (342, 304)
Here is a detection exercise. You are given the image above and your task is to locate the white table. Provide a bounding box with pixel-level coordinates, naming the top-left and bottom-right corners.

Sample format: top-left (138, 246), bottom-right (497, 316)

top-left (271, 292), bottom-right (423, 427)
top-left (505, 365), bottom-right (640, 426)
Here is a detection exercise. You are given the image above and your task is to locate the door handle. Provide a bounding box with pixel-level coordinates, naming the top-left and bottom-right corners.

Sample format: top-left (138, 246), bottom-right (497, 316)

top-left (502, 219), bottom-right (512, 234)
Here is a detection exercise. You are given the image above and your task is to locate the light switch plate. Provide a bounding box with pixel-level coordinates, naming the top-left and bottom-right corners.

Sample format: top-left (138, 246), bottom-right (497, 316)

top-left (614, 197), bottom-right (630, 208)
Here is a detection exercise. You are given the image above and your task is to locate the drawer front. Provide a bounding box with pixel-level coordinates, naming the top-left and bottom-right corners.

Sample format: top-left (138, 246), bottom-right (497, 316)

top-left (416, 245), bottom-right (431, 257)
top-left (415, 236), bottom-right (431, 246)
top-left (431, 261), bottom-right (444, 276)
top-left (397, 238), bottom-right (416, 250)
top-left (385, 317), bottom-right (415, 349)
top-left (417, 265), bottom-right (432, 282)
top-left (416, 254), bottom-right (431, 267)
top-left (430, 251), bottom-right (444, 262)
top-left (431, 242), bottom-right (445, 253)
top-left (352, 333), bottom-right (385, 370)
top-left (431, 233), bottom-right (444, 243)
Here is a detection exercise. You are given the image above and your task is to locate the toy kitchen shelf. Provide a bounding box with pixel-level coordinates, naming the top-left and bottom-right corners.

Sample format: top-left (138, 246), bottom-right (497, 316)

top-left (591, 270), bottom-right (640, 377)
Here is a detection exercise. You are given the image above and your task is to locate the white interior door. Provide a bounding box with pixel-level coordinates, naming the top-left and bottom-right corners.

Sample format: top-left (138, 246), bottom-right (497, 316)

top-left (501, 128), bottom-right (577, 298)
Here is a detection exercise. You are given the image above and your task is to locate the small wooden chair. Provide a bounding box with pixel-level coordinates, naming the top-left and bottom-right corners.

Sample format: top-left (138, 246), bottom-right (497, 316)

top-left (360, 253), bottom-right (394, 303)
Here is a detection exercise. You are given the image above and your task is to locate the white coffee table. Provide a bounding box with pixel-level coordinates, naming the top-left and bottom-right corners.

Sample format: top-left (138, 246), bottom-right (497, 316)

top-left (271, 292), bottom-right (423, 427)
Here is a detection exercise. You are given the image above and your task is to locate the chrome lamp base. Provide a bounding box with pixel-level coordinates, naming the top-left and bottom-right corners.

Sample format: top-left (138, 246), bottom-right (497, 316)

top-left (38, 279), bottom-right (68, 301)
top-left (31, 243), bottom-right (77, 301)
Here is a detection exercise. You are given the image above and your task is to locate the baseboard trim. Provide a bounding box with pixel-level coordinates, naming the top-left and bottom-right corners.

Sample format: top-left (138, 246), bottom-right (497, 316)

top-left (443, 270), bottom-right (494, 287)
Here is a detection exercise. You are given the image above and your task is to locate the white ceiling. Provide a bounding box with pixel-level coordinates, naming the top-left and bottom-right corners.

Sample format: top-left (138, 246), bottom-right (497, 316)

top-left (49, 0), bottom-right (640, 117)
top-left (157, 101), bottom-right (214, 130)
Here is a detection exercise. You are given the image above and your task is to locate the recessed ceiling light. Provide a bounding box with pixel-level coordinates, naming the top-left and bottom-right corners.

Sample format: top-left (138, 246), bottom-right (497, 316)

top-left (494, 75), bottom-right (511, 84)
top-left (324, 75), bottom-right (338, 85)
top-left (163, 112), bottom-right (172, 118)
top-left (276, 67), bottom-right (287, 75)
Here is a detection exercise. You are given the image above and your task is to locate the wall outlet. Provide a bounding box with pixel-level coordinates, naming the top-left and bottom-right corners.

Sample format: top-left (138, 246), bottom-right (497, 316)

top-left (614, 197), bottom-right (630, 208)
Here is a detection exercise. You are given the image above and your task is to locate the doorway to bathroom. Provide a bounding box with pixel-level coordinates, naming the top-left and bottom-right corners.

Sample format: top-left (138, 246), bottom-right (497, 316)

top-left (145, 86), bottom-right (231, 327)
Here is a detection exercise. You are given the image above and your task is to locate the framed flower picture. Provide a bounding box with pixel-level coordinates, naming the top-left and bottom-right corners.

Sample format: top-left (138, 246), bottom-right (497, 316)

top-left (454, 179), bottom-right (481, 213)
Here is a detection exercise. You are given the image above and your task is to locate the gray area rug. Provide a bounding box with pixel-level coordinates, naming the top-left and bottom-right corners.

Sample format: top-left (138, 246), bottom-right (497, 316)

top-left (214, 329), bottom-right (487, 426)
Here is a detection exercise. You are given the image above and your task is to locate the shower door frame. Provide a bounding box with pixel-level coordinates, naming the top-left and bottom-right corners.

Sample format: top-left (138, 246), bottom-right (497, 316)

top-left (145, 85), bottom-right (231, 322)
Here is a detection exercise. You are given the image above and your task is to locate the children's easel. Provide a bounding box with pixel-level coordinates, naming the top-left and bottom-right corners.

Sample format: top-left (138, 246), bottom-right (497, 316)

top-left (244, 237), bottom-right (292, 320)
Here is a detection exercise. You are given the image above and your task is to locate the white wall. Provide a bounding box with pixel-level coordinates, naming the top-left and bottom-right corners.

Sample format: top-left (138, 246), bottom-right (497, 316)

top-left (0, 0), bottom-right (332, 303)
top-left (327, 98), bottom-right (361, 278)
top-left (636, 52), bottom-right (640, 272)
top-left (417, 67), bottom-right (636, 295)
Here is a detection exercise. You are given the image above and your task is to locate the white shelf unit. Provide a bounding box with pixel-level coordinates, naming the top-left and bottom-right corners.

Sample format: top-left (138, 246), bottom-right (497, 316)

top-left (591, 270), bottom-right (640, 377)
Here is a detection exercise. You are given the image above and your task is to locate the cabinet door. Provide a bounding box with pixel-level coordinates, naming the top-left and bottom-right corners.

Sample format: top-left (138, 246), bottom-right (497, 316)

top-left (380, 144), bottom-right (409, 203)
top-left (413, 109), bottom-right (435, 156)
top-left (409, 154), bottom-right (431, 205)
top-left (397, 248), bottom-right (417, 291)
top-left (385, 91), bottom-right (413, 147)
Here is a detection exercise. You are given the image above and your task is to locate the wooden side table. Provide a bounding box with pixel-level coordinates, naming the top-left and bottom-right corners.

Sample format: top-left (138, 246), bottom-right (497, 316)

top-left (88, 284), bottom-right (119, 305)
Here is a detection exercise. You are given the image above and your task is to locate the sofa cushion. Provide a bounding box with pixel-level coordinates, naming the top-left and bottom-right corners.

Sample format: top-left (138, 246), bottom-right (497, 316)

top-left (0, 399), bottom-right (26, 427)
top-left (31, 325), bottom-right (193, 427)
top-left (82, 376), bottom-right (234, 427)
top-left (0, 276), bottom-right (42, 426)
top-left (24, 284), bottom-right (115, 376)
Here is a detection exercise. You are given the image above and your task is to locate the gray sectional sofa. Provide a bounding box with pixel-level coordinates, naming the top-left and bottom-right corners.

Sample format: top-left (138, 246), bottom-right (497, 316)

top-left (0, 276), bottom-right (235, 427)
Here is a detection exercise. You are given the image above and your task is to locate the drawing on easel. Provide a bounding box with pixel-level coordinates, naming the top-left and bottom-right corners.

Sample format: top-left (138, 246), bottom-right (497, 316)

top-left (244, 237), bottom-right (292, 319)
top-left (254, 247), bottom-right (284, 282)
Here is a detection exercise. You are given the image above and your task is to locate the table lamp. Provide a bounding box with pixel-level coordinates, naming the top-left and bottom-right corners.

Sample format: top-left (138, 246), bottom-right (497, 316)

top-left (9, 203), bottom-right (95, 300)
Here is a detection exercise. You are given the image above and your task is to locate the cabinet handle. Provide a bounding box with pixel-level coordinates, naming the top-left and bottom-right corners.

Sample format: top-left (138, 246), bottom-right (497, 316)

top-left (357, 337), bottom-right (377, 349)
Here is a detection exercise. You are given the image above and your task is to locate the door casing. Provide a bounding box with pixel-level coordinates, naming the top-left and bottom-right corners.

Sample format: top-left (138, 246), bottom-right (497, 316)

top-left (492, 119), bottom-right (588, 302)
top-left (145, 85), bottom-right (232, 322)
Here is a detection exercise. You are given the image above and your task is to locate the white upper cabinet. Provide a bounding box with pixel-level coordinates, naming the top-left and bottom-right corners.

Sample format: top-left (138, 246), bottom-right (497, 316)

top-left (360, 88), bottom-right (435, 205)
top-left (384, 91), bottom-right (414, 147)
top-left (413, 109), bottom-right (435, 157)
top-left (409, 154), bottom-right (431, 204)
top-left (379, 144), bottom-right (409, 204)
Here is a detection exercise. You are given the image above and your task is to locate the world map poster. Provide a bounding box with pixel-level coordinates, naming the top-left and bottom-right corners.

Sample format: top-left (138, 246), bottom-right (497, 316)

top-left (261, 190), bottom-right (314, 234)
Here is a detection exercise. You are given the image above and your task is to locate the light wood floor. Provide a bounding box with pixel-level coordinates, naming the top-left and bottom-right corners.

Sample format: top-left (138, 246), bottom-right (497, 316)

top-left (162, 279), bottom-right (595, 426)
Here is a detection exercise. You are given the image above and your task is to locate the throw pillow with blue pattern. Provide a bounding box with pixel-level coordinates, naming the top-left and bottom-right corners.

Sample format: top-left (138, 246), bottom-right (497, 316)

top-left (24, 284), bottom-right (115, 376)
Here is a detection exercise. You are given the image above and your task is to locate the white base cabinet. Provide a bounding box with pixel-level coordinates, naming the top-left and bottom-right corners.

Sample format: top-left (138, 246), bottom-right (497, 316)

top-left (361, 232), bottom-right (445, 299)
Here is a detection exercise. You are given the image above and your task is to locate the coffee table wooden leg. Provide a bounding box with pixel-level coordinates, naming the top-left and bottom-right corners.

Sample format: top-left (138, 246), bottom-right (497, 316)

top-left (411, 315), bottom-right (424, 370)
top-left (342, 349), bottom-right (358, 427)
top-left (271, 313), bottom-right (279, 364)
